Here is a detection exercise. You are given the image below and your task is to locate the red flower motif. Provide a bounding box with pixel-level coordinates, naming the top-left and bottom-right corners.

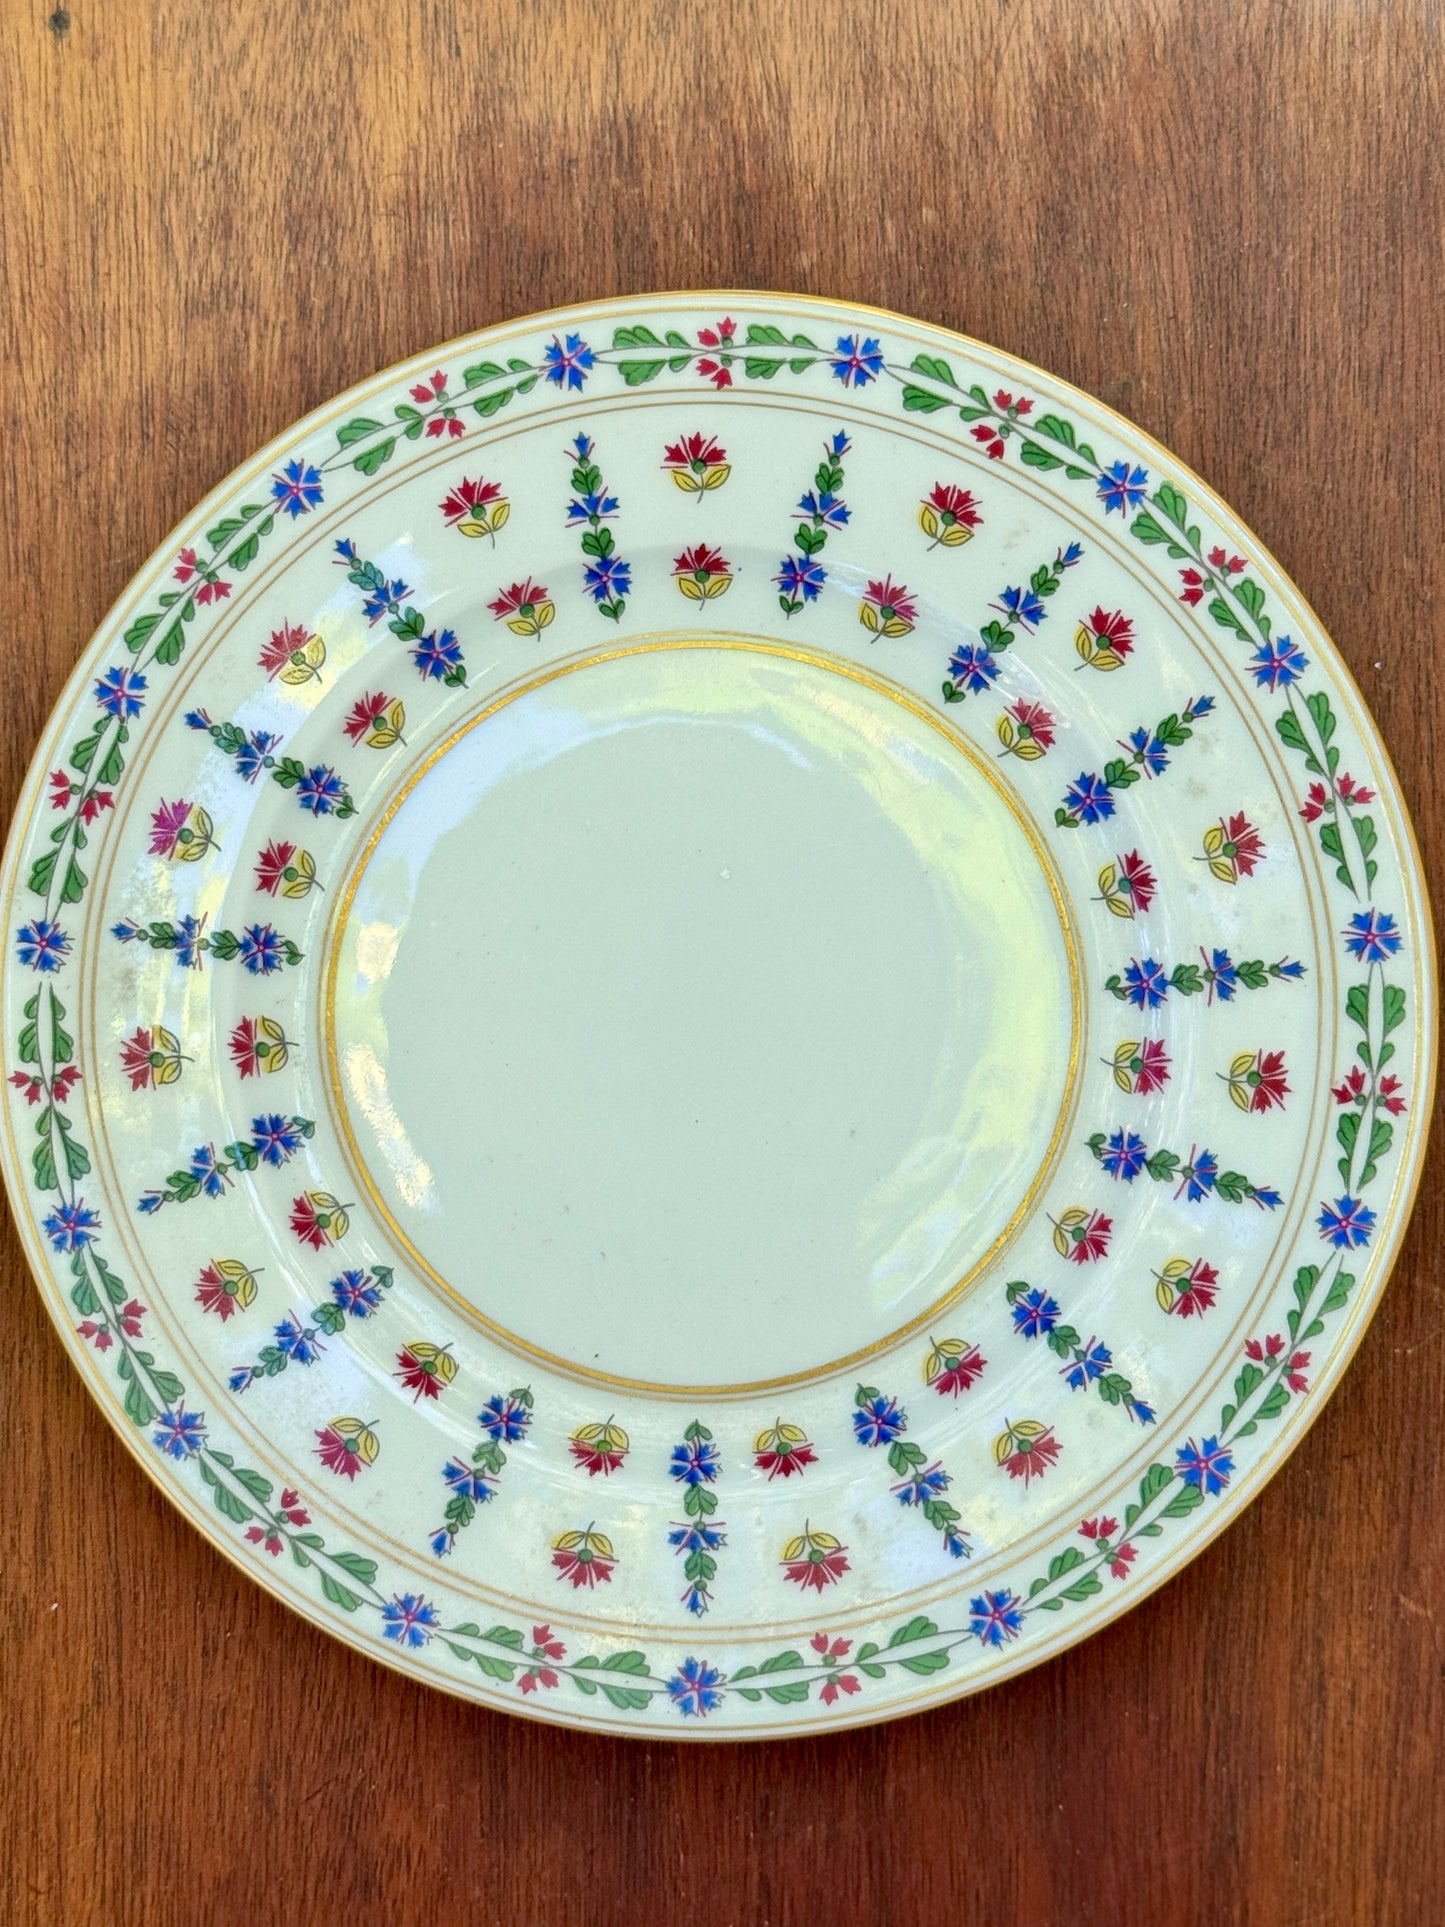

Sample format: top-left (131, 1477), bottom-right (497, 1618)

top-left (1378, 1074), bottom-right (1408, 1116)
top-left (568, 1420), bottom-right (630, 1475)
top-left (11, 1064), bottom-right (79, 1106)
top-left (920, 481), bottom-right (983, 548)
top-left (289, 1192), bottom-right (350, 1249)
top-left (245, 1525), bottom-right (285, 1556)
top-left (410, 371), bottom-right (463, 436)
top-left (193, 1260), bottom-right (258, 1319)
top-left (1052, 1208), bottom-right (1112, 1264)
top-left (1203, 811), bottom-right (1265, 883)
top-left (394, 1343), bottom-right (457, 1402)
top-left (996, 698), bottom-right (1057, 761)
top-left (695, 318), bottom-right (737, 387)
top-left (49, 770), bottom-right (113, 822)
top-left (811, 1633), bottom-right (861, 1704)
top-left (258, 622), bottom-right (312, 679)
top-left (1337, 772), bottom-right (1375, 805)
top-left (1245, 1333), bottom-right (1310, 1394)
top-left (519, 1624), bottom-right (566, 1693)
top-left (995, 1421), bottom-right (1061, 1486)
top-left (77, 1321), bottom-right (113, 1351)
top-left (488, 578), bottom-right (554, 635)
top-left (1225, 1048), bottom-right (1290, 1114)
top-left (971, 422), bottom-right (1006, 460)
top-left (255, 840), bottom-right (296, 894)
top-left (781, 1528), bottom-right (850, 1592)
top-left (1135, 1037), bottom-right (1170, 1094)
top-left (118, 1028), bottom-right (158, 1092)
top-left (1098, 848), bottom-right (1156, 918)
top-left (1155, 1256), bottom-right (1220, 1318)
top-left (924, 1338), bottom-right (987, 1397)
top-left (551, 1528), bottom-right (617, 1589)
top-left (1208, 546), bottom-right (1247, 574)
top-left (148, 798), bottom-right (193, 858)
top-left (1332, 1064), bottom-right (1366, 1104)
top-left (672, 543), bottom-right (733, 599)
top-left (279, 1487), bottom-right (310, 1526)
top-left (1085, 607), bottom-right (1135, 658)
top-left (860, 575), bottom-right (919, 638)
top-left (314, 1419), bottom-right (378, 1479)
top-left (174, 547), bottom-right (230, 604)
top-left (1079, 1516), bottom-right (1137, 1578)
top-left (441, 475), bottom-right (504, 523)
top-left (343, 690), bottom-right (405, 746)
top-left (1178, 567), bottom-right (1206, 606)
top-left (664, 431), bottom-right (727, 469)
top-left (752, 1421), bottom-right (817, 1479)
top-left (1301, 773), bottom-right (1376, 821)
top-left (994, 390), bottom-right (1033, 415)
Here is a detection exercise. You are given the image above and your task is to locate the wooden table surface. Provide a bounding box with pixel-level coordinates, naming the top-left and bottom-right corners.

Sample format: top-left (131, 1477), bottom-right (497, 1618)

top-left (3, 2), bottom-right (1441, 1921)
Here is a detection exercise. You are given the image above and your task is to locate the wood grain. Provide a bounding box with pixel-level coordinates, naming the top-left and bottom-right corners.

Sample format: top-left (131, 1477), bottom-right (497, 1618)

top-left (2, 1), bottom-right (1441, 1921)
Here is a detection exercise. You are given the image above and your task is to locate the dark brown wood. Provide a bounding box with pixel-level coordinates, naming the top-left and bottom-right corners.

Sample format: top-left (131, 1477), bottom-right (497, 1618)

top-left (2, 2), bottom-right (1441, 1921)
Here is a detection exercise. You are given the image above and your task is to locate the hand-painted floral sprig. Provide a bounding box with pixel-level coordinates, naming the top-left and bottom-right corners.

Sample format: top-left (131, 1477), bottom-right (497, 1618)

top-left (135, 1114), bottom-right (314, 1213)
top-left (185, 710), bottom-right (356, 820)
top-left (334, 539), bottom-right (468, 685)
top-left (228, 1266), bottom-right (396, 1390)
top-left (1004, 1282), bottom-right (1157, 1424)
top-left (1057, 696), bottom-right (1215, 826)
top-left (1086, 1130), bottom-right (1282, 1208)
top-left (669, 1421), bottom-right (726, 1616)
top-left (564, 433), bottom-right (630, 619)
top-left (430, 1389), bottom-right (534, 1560)
top-left (775, 432), bottom-right (850, 614)
top-left (852, 1388), bottom-right (970, 1559)
top-left (112, 914), bottom-right (302, 975)
top-left (943, 541), bottom-right (1083, 702)
top-left (1106, 949), bottom-right (1305, 1007)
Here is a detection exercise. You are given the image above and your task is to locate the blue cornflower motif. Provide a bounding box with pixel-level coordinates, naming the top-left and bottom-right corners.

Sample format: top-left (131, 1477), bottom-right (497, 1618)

top-left (1247, 635), bottom-right (1309, 691)
top-left (171, 914), bottom-right (206, 970)
top-left (667, 1656), bottom-right (724, 1715)
top-left (153, 1407), bottom-right (207, 1459)
top-left (112, 919), bottom-right (141, 943)
top-left (429, 1528), bottom-right (454, 1558)
top-left (234, 731), bottom-right (278, 781)
top-left (1186, 693), bottom-right (1216, 719)
top-left (138, 1191), bottom-right (165, 1214)
top-left (271, 459), bottom-right (323, 518)
top-left (852, 1392), bottom-right (907, 1447)
top-left (42, 1197), bottom-right (100, 1252)
top-left (1098, 461), bottom-right (1149, 515)
top-left (1176, 1435), bottom-right (1233, 1496)
top-left (1343, 909), bottom-right (1402, 964)
top-left (669, 1435), bottom-right (721, 1484)
top-left (542, 331), bottom-right (595, 390)
top-left (185, 708), bottom-right (212, 732)
top-left (828, 430), bottom-right (852, 457)
top-left (1275, 958), bottom-right (1306, 981)
top-left (668, 1522), bottom-right (727, 1552)
top-left (228, 1367), bottom-right (255, 1393)
top-left (412, 629), bottom-right (464, 680)
top-left (238, 923), bottom-right (283, 975)
top-left (273, 1312), bottom-right (322, 1364)
top-left (1318, 1195), bottom-right (1376, 1249)
top-left (381, 1592), bottom-right (440, 1649)
top-left (997, 585), bottom-right (1046, 629)
top-left (334, 538), bottom-right (358, 563)
top-left (331, 1269), bottom-right (382, 1317)
top-left (947, 643), bottom-right (999, 693)
top-left (584, 554), bottom-right (632, 602)
top-left (681, 1581), bottom-right (712, 1616)
top-left (796, 489), bottom-right (850, 529)
top-left (775, 554), bottom-right (826, 603)
top-left (361, 579), bottom-right (408, 624)
top-left (16, 918), bottom-right (71, 973)
top-left (1181, 1149), bottom-right (1218, 1202)
top-left (1129, 1397), bottom-right (1157, 1426)
top-left (828, 333), bottom-right (884, 387)
top-left (569, 432), bottom-right (594, 460)
top-left (188, 1145), bottom-right (228, 1198)
top-left (1059, 540), bottom-right (1085, 567)
top-left (442, 1458), bottom-right (495, 1503)
top-left (1102, 1128), bottom-right (1148, 1181)
top-left (297, 765), bottom-right (345, 817)
top-left (1064, 772), bottom-right (1115, 825)
top-left (1206, 948), bottom-right (1238, 1002)
top-left (1122, 957), bottom-right (1169, 1008)
top-left (942, 1528), bottom-right (970, 1559)
top-left (1128, 726), bottom-right (1169, 777)
top-left (1253, 1187), bottom-right (1284, 1211)
top-left (1062, 1338), bottom-right (1112, 1390)
top-left (479, 1393), bottom-right (532, 1443)
top-left (251, 1113), bottom-right (300, 1166)
top-left (94, 665), bottom-right (147, 718)
top-left (565, 490), bottom-right (619, 523)
top-left (1011, 1288), bottom-right (1060, 1339)
top-left (969, 1589), bottom-right (1025, 1648)
top-left (894, 1463), bottom-right (950, 1506)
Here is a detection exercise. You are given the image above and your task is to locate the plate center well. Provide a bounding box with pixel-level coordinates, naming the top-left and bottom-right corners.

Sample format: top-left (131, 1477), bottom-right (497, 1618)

top-left (326, 640), bottom-right (1078, 1391)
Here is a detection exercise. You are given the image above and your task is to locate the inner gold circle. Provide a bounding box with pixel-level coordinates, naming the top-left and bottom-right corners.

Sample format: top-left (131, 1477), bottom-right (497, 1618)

top-left (320, 635), bottom-right (1085, 1398)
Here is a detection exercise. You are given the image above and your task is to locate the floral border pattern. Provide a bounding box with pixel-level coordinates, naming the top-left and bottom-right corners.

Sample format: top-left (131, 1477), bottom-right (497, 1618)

top-left (3, 304), bottom-right (1419, 1727)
